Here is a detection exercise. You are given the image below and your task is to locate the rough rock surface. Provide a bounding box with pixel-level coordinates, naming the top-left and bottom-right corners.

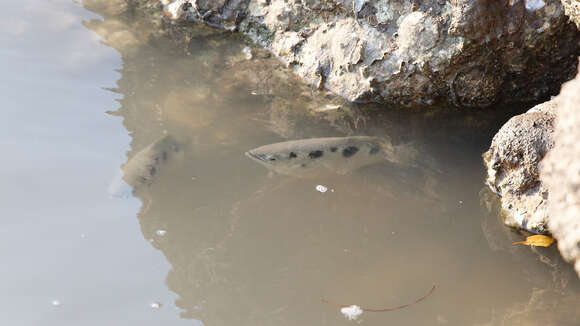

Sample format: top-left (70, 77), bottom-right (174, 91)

top-left (152, 0), bottom-right (580, 107)
top-left (542, 63), bottom-right (580, 277)
top-left (483, 99), bottom-right (556, 233)
top-left (561, 0), bottom-right (580, 27)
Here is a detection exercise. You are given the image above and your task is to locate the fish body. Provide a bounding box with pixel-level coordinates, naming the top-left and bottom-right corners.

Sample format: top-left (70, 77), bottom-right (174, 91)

top-left (245, 136), bottom-right (406, 177)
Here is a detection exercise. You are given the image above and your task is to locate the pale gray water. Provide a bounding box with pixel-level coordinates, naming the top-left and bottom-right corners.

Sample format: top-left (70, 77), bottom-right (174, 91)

top-left (1, 1), bottom-right (579, 325)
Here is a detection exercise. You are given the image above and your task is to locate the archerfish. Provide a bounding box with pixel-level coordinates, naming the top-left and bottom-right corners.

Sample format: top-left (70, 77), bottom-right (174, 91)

top-left (245, 136), bottom-right (417, 177)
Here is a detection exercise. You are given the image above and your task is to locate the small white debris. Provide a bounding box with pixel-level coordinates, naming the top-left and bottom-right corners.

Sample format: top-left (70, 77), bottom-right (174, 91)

top-left (155, 230), bottom-right (167, 236)
top-left (315, 185), bottom-right (328, 193)
top-left (51, 300), bottom-right (61, 307)
top-left (315, 104), bottom-right (341, 112)
top-left (242, 46), bottom-right (253, 60)
top-left (340, 305), bottom-right (363, 320)
top-left (150, 302), bottom-right (162, 309)
top-left (80, 233), bottom-right (87, 239)
top-left (525, 0), bottom-right (545, 11)
top-left (250, 90), bottom-right (258, 95)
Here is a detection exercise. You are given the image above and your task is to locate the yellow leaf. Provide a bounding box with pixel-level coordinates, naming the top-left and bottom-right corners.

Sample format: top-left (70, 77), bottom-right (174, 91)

top-left (512, 235), bottom-right (555, 247)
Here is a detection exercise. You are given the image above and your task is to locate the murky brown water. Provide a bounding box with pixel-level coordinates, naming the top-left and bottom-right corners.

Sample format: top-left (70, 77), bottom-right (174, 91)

top-left (2, 1), bottom-right (580, 325)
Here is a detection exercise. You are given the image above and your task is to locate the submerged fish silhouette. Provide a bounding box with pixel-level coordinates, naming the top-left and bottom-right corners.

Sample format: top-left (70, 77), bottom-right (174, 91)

top-left (109, 135), bottom-right (181, 198)
top-left (245, 136), bottom-right (418, 177)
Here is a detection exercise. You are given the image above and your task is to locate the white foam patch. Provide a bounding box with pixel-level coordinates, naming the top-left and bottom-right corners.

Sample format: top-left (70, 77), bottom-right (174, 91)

top-left (155, 230), bottom-right (167, 236)
top-left (315, 185), bottom-right (328, 193)
top-left (340, 305), bottom-right (363, 320)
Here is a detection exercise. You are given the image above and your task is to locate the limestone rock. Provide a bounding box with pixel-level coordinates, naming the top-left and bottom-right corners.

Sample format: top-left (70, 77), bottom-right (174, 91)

top-left (561, 0), bottom-right (580, 28)
top-left (483, 100), bottom-right (556, 233)
top-left (542, 63), bottom-right (580, 277)
top-left (153, 0), bottom-right (580, 107)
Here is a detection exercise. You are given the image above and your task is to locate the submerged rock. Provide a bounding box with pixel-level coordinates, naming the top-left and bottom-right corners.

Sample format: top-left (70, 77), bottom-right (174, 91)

top-left (151, 0), bottom-right (580, 107)
top-left (542, 63), bottom-right (580, 278)
top-left (483, 100), bottom-right (556, 233)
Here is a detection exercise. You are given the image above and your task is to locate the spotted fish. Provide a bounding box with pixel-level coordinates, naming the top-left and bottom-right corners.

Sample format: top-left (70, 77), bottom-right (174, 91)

top-left (245, 136), bottom-right (417, 177)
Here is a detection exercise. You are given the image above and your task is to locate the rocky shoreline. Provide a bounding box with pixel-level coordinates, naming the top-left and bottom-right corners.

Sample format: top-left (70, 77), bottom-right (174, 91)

top-left (481, 1), bottom-right (579, 277)
top-left (170, 0), bottom-right (580, 108)
top-left (485, 63), bottom-right (580, 278)
top-left (483, 99), bottom-right (556, 234)
top-left (97, 0), bottom-right (580, 107)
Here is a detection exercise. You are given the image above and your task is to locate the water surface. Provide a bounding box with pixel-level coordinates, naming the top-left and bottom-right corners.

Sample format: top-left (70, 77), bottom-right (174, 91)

top-left (1, 1), bottom-right (579, 325)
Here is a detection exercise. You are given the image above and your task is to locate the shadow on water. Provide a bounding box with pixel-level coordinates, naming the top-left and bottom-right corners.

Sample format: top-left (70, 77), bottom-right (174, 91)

top-left (84, 3), bottom-right (580, 325)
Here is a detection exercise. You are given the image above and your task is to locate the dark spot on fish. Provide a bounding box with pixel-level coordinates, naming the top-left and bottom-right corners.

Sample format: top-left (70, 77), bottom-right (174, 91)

top-left (369, 146), bottom-right (380, 155)
top-left (309, 150), bottom-right (323, 159)
top-left (342, 146), bottom-right (359, 157)
top-left (289, 152), bottom-right (297, 158)
top-left (269, 157), bottom-right (276, 161)
top-left (330, 147), bottom-right (338, 152)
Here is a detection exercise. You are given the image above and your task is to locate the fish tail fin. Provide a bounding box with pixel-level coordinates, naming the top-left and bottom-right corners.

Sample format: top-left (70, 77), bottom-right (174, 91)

top-left (383, 142), bottom-right (420, 167)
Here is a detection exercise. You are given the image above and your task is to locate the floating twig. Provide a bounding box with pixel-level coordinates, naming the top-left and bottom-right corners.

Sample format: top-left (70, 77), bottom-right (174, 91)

top-left (322, 284), bottom-right (437, 313)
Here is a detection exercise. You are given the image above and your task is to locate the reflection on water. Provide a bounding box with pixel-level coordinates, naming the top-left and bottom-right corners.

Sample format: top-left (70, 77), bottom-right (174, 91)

top-left (85, 3), bottom-right (580, 325)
